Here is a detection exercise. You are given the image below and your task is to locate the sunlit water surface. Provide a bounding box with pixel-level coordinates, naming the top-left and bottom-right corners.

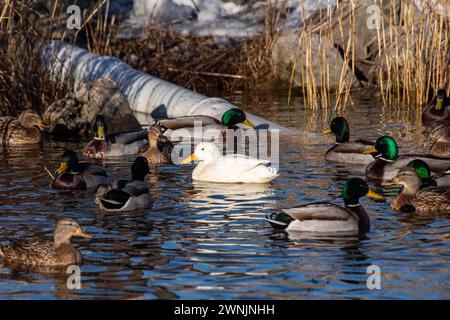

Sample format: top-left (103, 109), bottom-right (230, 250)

top-left (1, 91), bottom-right (449, 299)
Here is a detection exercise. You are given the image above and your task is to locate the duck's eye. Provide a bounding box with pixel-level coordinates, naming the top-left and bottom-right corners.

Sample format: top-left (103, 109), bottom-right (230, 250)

top-left (201, 148), bottom-right (204, 151)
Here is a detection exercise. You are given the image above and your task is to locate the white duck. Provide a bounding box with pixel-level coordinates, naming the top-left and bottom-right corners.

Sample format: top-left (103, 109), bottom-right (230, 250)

top-left (180, 142), bottom-right (279, 183)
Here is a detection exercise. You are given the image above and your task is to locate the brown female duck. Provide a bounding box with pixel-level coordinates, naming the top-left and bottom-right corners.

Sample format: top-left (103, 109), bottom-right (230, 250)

top-left (141, 124), bottom-right (174, 164)
top-left (424, 121), bottom-right (450, 158)
top-left (0, 218), bottom-right (92, 266)
top-left (382, 167), bottom-right (450, 215)
top-left (0, 109), bottom-right (46, 145)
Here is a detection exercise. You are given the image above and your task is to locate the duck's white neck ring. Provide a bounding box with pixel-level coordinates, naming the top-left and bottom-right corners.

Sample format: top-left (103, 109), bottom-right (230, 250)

top-left (380, 157), bottom-right (394, 162)
top-left (346, 203), bottom-right (361, 208)
top-left (94, 137), bottom-right (106, 141)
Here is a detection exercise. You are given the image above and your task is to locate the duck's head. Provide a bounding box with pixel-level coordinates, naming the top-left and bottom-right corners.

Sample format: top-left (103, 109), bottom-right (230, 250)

top-left (221, 108), bottom-right (255, 128)
top-left (342, 178), bottom-right (383, 206)
top-left (18, 109), bottom-right (46, 131)
top-left (56, 150), bottom-right (80, 174)
top-left (54, 218), bottom-right (92, 246)
top-left (382, 167), bottom-right (422, 194)
top-left (148, 124), bottom-right (164, 143)
top-left (406, 159), bottom-right (431, 180)
top-left (93, 115), bottom-right (107, 139)
top-left (322, 117), bottom-right (350, 143)
top-left (181, 142), bottom-right (221, 164)
top-left (131, 156), bottom-right (149, 181)
top-left (363, 136), bottom-right (398, 160)
top-left (435, 89), bottom-right (447, 111)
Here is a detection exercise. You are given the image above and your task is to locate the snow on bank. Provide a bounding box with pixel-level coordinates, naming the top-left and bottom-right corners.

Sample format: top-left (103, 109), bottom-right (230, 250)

top-left (121, 0), bottom-right (335, 42)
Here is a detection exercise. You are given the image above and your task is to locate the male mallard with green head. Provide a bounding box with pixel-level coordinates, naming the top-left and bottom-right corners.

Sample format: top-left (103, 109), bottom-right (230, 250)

top-left (0, 218), bottom-right (92, 266)
top-left (406, 159), bottom-right (450, 187)
top-left (382, 167), bottom-right (450, 215)
top-left (0, 109), bottom-right (46, 145)
top-left (96, 156), bottom-right (151, 211)
top-left (83, 115), bottom-right (148, 159)
top-left (363, 136), bottom-right (450, 182)
top-left (52, 150), bottom-right (109, 190)
top-left (266, 178), bottom-right (382, 236)
top-left (322, 117), bottom-right (375, 164)
top-left (155, 108), bottom-right (256, 131)
top-left (422, 89), bottom-right (450, 124)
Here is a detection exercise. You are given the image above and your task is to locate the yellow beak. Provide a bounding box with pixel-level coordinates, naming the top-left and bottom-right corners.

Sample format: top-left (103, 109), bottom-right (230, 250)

top-left (97, 125), bottom-right (105, 138)
top-left (322, 128), bottom-right (332, 135)
top-left (381, 181), bottom-right (399, 187)
top-left (38, 122), bottom-right (47, 131)
top-left (243, 119), bottom-right (256, 128)
top-left (181, 153), bottom-right (197, 164)
top-left (363, 146), bottom-right (377, 154)
top-left (76, 228), bottom-right (93, 239)
top-left (367, 189), bottom-right (383, 199)
top-left (436, 97), bottom-right (444, 111)
top-left (56, 162), bottom-right (69, 174)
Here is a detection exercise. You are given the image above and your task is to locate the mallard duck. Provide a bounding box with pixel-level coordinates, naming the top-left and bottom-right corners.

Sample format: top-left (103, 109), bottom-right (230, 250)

top-left (382, 167), bottom-right (450, 214)
top-left (362, 136), bottom-right (450, 182)
top-left (322, 117), bottom-right (375, 164)
top-left (0, 109), bottom-right (46, 145)
top-left (155, 108), bottom-right (256, 131)
top-left (266, 178), bottom-right (382, 235)
top-left (180, 142), bottom-right (279, 183)
top-left (96, 156), bottom-right (151, 211)
top-left (405, 159), bottom-right (450, 187)
top-left (423, 121), bottom-right (450, 158)
top-left (52, 150), bottom-right (109, 190)
top-left (140, 124), bottom-right (174, 164)
top-left (0, 218), bottom-right (92, 266)
top-left (422, 89), bottom-right (450, 124)
top-left (83, 115), bottom-right (148, 159)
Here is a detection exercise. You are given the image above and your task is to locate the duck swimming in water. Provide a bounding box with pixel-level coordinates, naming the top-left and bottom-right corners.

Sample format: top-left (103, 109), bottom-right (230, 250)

top-left (0, 218), bottom-right (92, 266)
top-left (322, 117), bottom-right (375, 164)
top-left (96, 156), bottom-right (151, 211)
top-left (83, 115), bottom-right (148, 159)
top-left (52, 150), bottom-right (109, 190)
top-left (405, 159), bottom-right (450, 187)
top-left (155, 108), bottom-right (256, 131)
top-left (140, 124), bottom-right (174, 164)
top-left (181, 142), bottom-right (279, 183)
top-left (422, 89), bottom-right (450, 125)
top-left (0, 109), bottom-right (46, 145)
top-left (363, 136), bottom-right (450, 182)
top-left (266, 178), bottom-right (382, 236)
top-left (382, 167), bottom-right (450, 215)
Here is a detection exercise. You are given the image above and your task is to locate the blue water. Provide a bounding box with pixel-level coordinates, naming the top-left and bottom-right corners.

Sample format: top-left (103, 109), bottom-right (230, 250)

top-left (1, 91), bottom-right (449, 299)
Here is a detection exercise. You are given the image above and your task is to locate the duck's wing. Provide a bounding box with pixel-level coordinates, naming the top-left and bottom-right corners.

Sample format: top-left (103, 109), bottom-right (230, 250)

top-left (121, 180), bottom-right (149, 197)
top-left (0, 240), bottom-right (56, 264)
top-left (414, 187), bottom-right (450, 212)
top-left (282, 203), bottom-right (351, 221)
top-left (157, 135), bottom-right (174, 158)
top-left (52, 173), bottom-right (87, 190)
top-left (157, 116), bottom-right (220, 130)
top-left (107, 129), bottom-right (148, 145)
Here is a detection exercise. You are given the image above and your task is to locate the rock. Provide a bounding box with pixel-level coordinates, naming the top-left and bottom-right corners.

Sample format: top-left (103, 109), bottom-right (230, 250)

top-left (271, 0), bottom-right (407, 88)
top-left (44, 77), bottom-right (142, 141)
top-left (272, 32), bottom-right (353, 89)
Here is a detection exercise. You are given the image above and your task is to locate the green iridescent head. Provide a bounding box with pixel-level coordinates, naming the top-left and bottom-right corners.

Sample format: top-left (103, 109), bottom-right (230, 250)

top-left (221, 108), bottom-right (255, 128)
top-left (406, 160), bottom-right (431, 179)
top-left (371, 136), bottom-right (398, 160)
top-left (435, 89), bottom-right (447, 111)
top-left (323, 117), bottom-right (350, 143)
top-left (341, 178), bottom-right (382, 205)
